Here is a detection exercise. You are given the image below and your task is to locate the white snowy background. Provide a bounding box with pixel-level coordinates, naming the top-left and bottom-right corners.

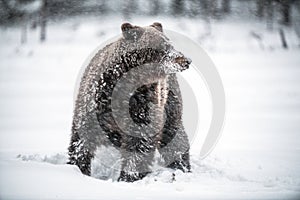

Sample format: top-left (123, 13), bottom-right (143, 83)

top-left (0, 0), bottom-right (300, 199)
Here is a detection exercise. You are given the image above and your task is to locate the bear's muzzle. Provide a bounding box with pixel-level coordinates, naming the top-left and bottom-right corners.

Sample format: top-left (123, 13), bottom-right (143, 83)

top-left (174, 56), bottom-right (192, 71)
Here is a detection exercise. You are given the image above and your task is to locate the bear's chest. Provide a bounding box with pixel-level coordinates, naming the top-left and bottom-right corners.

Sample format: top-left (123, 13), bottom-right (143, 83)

top-left (97, 74), bottom-right (169, 147)
top-left (128, 76), bottom-right (169, 126)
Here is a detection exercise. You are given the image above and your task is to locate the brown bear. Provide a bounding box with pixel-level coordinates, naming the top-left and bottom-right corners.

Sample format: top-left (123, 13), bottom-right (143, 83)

top-left (68, 22), bottom-right (191, 182)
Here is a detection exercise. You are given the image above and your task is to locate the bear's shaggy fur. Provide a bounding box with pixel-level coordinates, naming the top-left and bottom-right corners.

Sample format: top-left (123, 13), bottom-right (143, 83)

top-left (68, 22), bottom-right (191, 182)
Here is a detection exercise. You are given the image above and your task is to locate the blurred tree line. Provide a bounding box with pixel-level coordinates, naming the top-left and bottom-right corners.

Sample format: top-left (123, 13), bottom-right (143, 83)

top-left (0, 0), bottom-right (299, 44)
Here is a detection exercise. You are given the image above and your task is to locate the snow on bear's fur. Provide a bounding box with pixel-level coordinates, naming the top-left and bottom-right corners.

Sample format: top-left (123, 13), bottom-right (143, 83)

top-left (68, 22), bottom-right (191, 182)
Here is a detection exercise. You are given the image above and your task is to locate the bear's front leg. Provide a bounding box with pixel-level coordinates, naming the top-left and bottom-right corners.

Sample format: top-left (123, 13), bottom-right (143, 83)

top-left (158, 82), bottom-right (191, 172)
top-left (67, 130), bottom-right (95, 176)
top-left (159, 127), bottom-right (191, 172)
top-left (118, 136), bottom-right (155, 182)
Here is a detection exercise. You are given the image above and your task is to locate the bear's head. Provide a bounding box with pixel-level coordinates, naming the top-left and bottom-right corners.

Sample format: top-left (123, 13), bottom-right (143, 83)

top-left (120, 22), bottom-right (191, 74)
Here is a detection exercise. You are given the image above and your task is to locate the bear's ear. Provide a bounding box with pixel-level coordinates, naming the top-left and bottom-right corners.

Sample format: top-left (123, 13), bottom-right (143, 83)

top-left (121, 23), bottom-right (144, 40)
top-left (151, 22), bottom-right (163, 32)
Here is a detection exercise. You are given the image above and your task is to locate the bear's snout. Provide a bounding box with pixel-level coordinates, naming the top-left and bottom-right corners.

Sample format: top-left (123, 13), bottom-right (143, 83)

top-left (174, 56), bottom-right (192, 71)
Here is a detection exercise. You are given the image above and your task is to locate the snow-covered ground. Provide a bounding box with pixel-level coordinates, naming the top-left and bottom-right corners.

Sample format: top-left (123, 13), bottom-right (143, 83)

top-left (0, 16), bottom-right (300, 199)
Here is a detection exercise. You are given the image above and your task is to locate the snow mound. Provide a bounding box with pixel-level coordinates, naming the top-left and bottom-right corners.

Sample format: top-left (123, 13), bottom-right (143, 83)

top-left (17, 153), bottom-right (68, 165)
top-left (0, 150), bottom-right (297, 199)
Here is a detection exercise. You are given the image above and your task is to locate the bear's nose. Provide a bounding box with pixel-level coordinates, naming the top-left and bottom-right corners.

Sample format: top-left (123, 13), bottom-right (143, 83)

top-left (186, 57), bottom-right (192, 65)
